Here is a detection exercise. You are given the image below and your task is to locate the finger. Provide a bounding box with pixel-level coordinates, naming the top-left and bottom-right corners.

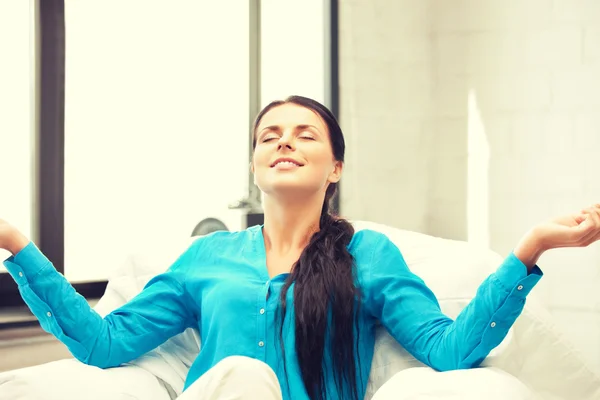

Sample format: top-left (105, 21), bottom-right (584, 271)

top-left (573, 209), bottom-right (598, 244)
top-left (583, 204), bottom-right (600, 213)
top-left (581, 208), bottom-right (600, 246)
top-left (581, 206), bottom-right (600, 216)
top-left (588, 207), bottom-right (600, 243)
top-left (588, 229), bottom-right (600, 246)
top-left (579, 208), bottom-right (597, 224)
top-left (574, 213), bottom-right (587, 224)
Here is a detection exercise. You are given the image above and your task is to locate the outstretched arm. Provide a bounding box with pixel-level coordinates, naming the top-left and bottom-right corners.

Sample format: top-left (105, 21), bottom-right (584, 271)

top-left (362, 204), bottom-right (600, 371)
top-left (1, 219), bottom-right (199, 369)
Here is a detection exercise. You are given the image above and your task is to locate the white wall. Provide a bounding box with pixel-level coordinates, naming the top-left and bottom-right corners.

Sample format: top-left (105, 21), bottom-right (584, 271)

top-left (339, 0), bottom-right (600, 368)
top-left (339, 0), bottom-right (442, 236)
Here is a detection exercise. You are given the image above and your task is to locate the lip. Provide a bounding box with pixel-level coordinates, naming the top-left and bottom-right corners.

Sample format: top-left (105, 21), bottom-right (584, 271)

top-left (270, 157), bottom-right (304, 168)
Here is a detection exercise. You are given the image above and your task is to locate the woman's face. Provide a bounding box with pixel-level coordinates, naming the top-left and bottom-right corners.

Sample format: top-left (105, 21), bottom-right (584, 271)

top-left (252, 103), bottom-right (342, 199)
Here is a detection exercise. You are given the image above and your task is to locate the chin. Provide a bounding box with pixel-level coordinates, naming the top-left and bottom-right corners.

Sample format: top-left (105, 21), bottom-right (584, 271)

top-left (262, 182), bottom-right (321, 200)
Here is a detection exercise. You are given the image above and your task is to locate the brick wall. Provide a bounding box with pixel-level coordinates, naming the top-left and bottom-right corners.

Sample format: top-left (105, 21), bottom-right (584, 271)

top-left (339, 0), bottom-right (600, 368)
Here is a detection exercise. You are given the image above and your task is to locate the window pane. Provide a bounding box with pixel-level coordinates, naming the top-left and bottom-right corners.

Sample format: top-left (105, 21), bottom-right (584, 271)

top-left (260, 0), bottom-right (327, 106)
top-left (0, 1), bottom-right (35, 265)
top-left (64, 1), bottom-right (250, 282)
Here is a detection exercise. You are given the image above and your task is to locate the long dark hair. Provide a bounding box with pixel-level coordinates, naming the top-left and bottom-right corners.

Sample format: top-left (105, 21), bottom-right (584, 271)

top-left (252, 95), bottom-right (361, 400)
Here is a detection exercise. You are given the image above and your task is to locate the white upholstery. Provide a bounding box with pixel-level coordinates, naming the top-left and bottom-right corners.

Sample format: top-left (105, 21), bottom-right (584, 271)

top-left (1, 221), bottom-right (599, 400)
top-left (0, 359), bottom-right (170, 400)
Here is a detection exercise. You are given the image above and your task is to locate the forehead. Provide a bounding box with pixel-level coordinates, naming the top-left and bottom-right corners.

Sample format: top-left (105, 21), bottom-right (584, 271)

top-left (257, 103), bottom-right (327, 132)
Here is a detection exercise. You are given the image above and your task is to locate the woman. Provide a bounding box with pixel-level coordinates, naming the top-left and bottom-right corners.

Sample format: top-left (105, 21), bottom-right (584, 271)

top-left (1, 95), bottom-right (599, 400)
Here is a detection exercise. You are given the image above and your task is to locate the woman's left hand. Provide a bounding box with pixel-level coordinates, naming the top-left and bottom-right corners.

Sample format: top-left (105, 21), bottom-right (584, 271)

top-left (514, 204), bottom-right (600, 270)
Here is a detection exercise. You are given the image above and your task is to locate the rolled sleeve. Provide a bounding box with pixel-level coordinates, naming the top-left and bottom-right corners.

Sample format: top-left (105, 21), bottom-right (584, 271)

top-left (4, 241), bottom-right (54, 285)
top-left (493, 252), bottom-right (543, 298)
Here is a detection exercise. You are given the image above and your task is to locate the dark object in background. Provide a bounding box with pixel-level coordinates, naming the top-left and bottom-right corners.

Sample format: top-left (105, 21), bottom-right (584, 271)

top-left (191, 218), bottom-right (229, 236)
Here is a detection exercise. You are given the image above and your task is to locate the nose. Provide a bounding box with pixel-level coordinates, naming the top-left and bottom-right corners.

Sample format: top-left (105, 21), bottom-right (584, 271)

top-left (277, 132), bottom-right (295, 151)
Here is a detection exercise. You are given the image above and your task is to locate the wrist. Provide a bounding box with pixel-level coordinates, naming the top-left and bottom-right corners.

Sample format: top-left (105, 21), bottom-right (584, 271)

top-left (7, 230), bottom-right (29, 256)
top-left (514, 229), bottom-right (545, 271)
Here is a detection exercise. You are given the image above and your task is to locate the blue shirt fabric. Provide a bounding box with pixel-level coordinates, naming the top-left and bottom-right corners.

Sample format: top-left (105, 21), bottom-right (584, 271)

top-left (4, 226), bottom-right (542, 400)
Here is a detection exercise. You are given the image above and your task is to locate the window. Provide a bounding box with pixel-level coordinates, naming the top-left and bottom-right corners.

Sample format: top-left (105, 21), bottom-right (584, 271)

top-left (259, 0), bottom-right (337, 211)
top-left (0, 0), bottom-right (338, 303)
top-left (0, 1), bottom-right (36, 267)
top-left (260, 0), bottom-right (329, 107)
top-left (63, 1), bottom-right (251, 282)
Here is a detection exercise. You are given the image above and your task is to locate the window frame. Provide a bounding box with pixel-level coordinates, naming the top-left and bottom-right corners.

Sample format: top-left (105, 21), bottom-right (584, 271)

top-left (0, 0), bottom-right (340, 310)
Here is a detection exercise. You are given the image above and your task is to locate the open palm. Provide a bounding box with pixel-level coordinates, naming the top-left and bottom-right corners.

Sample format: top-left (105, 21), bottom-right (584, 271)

top-left (535, 205), bottom-right (600, 250)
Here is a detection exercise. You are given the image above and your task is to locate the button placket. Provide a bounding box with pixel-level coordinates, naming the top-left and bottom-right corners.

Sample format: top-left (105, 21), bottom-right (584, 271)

top-left (255, 281), bottom-right (270, 360)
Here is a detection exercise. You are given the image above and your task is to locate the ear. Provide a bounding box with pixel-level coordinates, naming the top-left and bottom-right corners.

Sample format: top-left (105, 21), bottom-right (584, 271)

top-left (327, 160), bottom-right (343, 183)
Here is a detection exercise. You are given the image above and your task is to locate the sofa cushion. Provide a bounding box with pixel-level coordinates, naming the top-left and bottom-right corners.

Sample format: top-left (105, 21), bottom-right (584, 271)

top-left (0, 359), bottom-right (171, 400)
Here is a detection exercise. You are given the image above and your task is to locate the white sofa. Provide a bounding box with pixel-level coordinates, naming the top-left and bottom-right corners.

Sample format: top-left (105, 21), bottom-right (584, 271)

top-left (1, 221), bottom-right (600, 400)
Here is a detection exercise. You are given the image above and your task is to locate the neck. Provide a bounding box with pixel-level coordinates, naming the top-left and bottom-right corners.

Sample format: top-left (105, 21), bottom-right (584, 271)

top-left (262, 193), bottom-right (325, 256)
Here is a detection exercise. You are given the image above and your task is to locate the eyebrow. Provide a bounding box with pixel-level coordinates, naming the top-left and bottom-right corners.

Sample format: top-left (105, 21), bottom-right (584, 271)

top-left (258, 124), bottom-right (321, 134)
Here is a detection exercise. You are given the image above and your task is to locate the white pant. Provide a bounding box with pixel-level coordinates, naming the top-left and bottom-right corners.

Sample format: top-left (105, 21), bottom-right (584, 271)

top-left (176, 358), bottom-right (536, 400)
top-left (371, 367), bottom-right (537, 400)
top-left (176, 356), bottom-right (283, 400)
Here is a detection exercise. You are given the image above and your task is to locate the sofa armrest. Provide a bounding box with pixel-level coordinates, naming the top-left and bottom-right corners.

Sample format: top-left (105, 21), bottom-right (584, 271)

top-left (0, 359), bottom-right (172, 400)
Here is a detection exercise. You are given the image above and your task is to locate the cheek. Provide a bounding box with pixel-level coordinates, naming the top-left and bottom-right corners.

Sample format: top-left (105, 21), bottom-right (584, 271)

top-left (306, 158), bottom-right (336, 183)
top-left (252, 148), bottom-right (269, 167)
top-left (311, 152), bottom-right (336, 172)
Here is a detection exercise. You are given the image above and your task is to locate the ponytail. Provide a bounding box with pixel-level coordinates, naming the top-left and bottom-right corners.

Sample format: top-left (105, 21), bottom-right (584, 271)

top-left (278, 183), bottom-right (361, 400)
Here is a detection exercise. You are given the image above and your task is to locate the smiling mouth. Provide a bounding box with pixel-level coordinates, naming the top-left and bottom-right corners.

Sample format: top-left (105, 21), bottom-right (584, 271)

top-left (271, 159), bottom-right (304, 168)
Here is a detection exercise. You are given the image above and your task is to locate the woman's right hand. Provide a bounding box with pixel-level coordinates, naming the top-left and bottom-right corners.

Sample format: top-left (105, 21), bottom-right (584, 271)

top-left (0, 218), bottom-right (30, 255)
